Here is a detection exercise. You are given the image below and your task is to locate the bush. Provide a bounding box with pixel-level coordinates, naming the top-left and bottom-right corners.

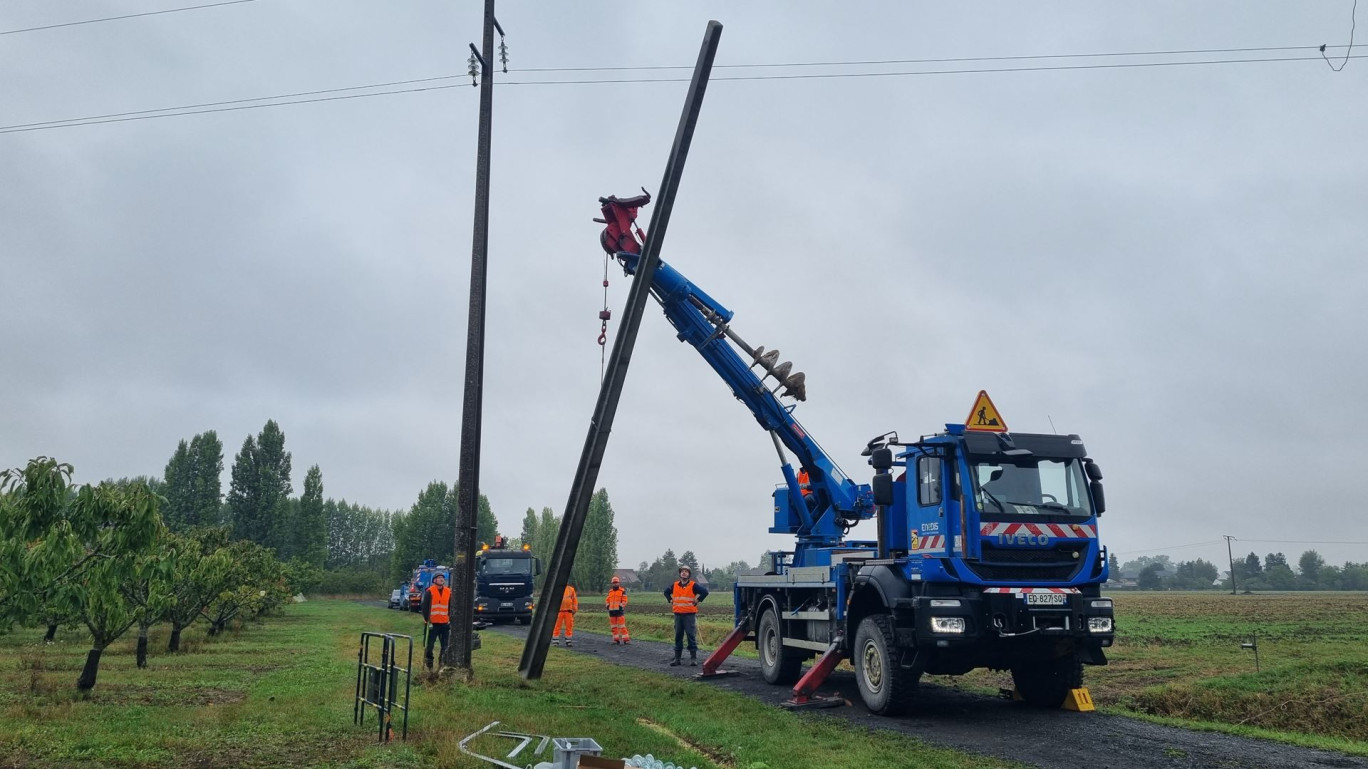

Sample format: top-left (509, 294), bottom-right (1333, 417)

top-left (317, 568), bottom-right (388, 596)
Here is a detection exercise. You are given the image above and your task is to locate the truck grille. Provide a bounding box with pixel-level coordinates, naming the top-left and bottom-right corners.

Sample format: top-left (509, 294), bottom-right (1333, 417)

top-left (966, 543), bottom-right (1086, 582)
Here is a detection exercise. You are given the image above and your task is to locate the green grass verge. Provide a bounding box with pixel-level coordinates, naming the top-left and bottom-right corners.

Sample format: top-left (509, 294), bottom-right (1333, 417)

top-left (0, 600), bottom-right (1011, 768)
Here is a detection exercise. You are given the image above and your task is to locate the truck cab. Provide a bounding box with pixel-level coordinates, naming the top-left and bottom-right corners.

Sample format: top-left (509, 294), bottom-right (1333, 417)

top-left (474, 537), bottom-right (540, 625)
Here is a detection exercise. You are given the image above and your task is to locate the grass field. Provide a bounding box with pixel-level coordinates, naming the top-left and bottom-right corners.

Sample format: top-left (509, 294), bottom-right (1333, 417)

top-left (0, 599), bottom-right (1011, 769)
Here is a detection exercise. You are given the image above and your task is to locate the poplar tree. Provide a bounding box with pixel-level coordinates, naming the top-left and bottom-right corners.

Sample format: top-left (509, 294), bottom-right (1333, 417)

top-left (227, 420), bottom-right (292, 549)
top-left (294, 466), bottom-right (326, 568)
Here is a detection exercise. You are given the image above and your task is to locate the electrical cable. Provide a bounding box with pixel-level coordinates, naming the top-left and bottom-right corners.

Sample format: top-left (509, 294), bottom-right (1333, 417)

top-left (1320, 0), bottom-right (1359, 71)
top-left (0, 0), bottom-right (257, 36)
top-left (4, 50), bottom-right (1365, 135)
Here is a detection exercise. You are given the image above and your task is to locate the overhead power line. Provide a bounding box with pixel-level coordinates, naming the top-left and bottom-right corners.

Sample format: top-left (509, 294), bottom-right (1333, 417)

top-left (3, 47), bottom-right (1364, 135)
top-left (0, 0), bottom-right (257, 36)
top-left (512, 44), bottom-right (1349, 73)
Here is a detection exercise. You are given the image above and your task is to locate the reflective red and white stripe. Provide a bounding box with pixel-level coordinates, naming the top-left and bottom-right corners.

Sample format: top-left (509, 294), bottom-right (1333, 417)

top-left (980, 522), bottom-right (1096, 538)
top-left (981, 587), bottom-right (1080, 595)
top-left (910, 535), bottom-right (945, 554)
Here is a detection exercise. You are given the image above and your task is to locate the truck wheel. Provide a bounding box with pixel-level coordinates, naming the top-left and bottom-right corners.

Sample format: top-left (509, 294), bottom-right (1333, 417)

top-left (757, 607), bottom-right (803, 685)
top-left (517, 616), bottom-right (530, 626)
top-left (853, 614), bottom-right (918, 716)
top-left (1011, 654), bottom-right (1083, 708)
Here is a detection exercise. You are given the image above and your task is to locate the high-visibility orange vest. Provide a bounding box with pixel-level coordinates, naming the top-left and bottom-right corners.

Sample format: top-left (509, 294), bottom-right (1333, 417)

top-left (798, 469), bottom-right (813, 496)
top-left (606, 587), bottom-right (629, 611)
top-left (559, 585), bottom-right (579, 612)
top-left (427, 585), bottom-right (451, 625)
top-left (671, 581), bottom-right (698, 614)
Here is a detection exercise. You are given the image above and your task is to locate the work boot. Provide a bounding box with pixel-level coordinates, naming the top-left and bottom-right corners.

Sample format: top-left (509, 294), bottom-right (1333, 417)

top-left (565, 639), bottom-right (573, 647)
top-left (552, 638), bottom-right (560, 646)
top-left (690, 652), bottom-right (698, 667)
top-left (669, 654), bottom-right (682, 667)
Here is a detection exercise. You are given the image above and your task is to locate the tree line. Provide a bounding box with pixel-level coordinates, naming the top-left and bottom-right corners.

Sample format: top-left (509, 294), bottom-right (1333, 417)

top-left (518, 489), bottom-right (620, 592)
top-left (1117, 551), bottom-right (1368, 591)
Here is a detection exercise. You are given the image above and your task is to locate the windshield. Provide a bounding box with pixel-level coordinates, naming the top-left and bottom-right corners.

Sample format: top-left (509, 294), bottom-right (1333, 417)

top-left (971, 458), bottom-right (1094, 518)
top-left (481, 557), bottom-right (533, 576)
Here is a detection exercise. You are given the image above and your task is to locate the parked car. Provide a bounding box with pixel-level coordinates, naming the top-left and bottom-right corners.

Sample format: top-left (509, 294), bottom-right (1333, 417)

top-left (388, 589), bottom-right (403, 609)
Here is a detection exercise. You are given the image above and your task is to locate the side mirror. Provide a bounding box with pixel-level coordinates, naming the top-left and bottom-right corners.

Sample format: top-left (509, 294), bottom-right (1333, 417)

top-left (1085, 459), bottom-right (1103, 481)
top-left (534, 558), bottom-right (543, 576)
top-left (1090, 480), bottom-right (1106, 515)
top-left (872, 473), bottom-right (894, 507)
top-left (870, 447), bottom-right (893, 472)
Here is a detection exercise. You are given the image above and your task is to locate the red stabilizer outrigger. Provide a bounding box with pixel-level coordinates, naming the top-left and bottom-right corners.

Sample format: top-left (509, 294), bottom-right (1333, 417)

top-left (696, 617), bottom-right (750, 679)
top-left (781, 635), bottom-right (846, 710)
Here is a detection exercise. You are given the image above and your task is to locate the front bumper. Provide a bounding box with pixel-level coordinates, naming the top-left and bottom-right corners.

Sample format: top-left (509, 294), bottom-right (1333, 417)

top-left (902, 590), bottom-right (1115, 655)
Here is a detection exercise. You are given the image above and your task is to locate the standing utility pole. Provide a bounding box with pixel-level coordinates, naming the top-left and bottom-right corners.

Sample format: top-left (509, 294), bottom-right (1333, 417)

top-left (1225, 534), bottom-right (1238, 595)
top-left (450, 0), bottom-right (501, 677)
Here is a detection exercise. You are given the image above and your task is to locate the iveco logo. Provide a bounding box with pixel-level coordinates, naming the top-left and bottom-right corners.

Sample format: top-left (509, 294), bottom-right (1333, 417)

top-left (997, 534), bottom-right (1051, 546)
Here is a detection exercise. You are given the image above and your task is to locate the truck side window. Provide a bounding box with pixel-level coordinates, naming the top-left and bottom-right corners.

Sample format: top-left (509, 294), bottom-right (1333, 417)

top-left (917, 456), bottom-right (942, 506)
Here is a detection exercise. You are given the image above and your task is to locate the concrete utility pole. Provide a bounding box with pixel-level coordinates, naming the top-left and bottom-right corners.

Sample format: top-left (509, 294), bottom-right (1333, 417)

top-left (451, 0), bottom-right (500, 677)
top-left (1225, 534), bottom-right (1238, 595)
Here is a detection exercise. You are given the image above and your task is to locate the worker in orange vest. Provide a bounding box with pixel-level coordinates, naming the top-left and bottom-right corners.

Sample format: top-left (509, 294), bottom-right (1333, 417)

top-left (420, 572), bottom-right (451, 669)
top-left (798, 468), bottom-right (817, 512)
top-left (606, 576), bottom-right (631, 645)
top-left (664, 565), bottom-right (709, 666)
top-left (553, 581), bottom-right (578, 647)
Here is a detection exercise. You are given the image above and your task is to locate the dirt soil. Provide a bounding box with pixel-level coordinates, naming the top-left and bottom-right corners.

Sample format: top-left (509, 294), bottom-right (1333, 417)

top-left (491, 623), bottom-right (1368, 769)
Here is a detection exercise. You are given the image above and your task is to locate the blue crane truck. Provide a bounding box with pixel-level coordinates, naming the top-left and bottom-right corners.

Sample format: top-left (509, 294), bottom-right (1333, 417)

top-left (596, 193), bottom-right (1114, 714)
top-left (406, 559), bottom-right (449, 612)
top-left (474, 536), bottom-right (540, 625)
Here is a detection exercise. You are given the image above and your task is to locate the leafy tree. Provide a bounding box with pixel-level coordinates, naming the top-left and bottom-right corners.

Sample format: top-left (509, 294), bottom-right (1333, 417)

top-left (476, 494), bottom-right (499, 548)
top-left (531, 507), bottom-right (560, 591)
top-left (571, 489), bottom-right (618, 591)
top-left (1341, 562), bottom-right (1368, 590)
top-left (1265, 559), bottom-right (1297, 590)
top-left (1264, 552), bottom-right (1289, 571)
top-left (294, 466), bottom-right (326, 568)
top-left (1297, 550), bottom-right (1326, 587)
top-left (0, 459), bottom-right (160, 636)
top-left (227, 420), bottom-right (292, 549)
top-left (162, 528), bottom-right (237, 651)
top-left (705, 560), bottom-right (751, 590)
top-left (520, 507), bottom-right (538, 547)
top-left (1107, 553), bottom-right (1120, 580)
top-left (162, 431), bottom-right (223, 530)
top-left (389, 482), bottom-right (496, 583)
top-left (1137, 563), bottom-right (1163, 589)
top-left (1243, 552), bottom-right (1263, 576)
top-left (1168, 559), bottom-right (1219, 589)
top-left (204, 541), bottom-right (283, 635)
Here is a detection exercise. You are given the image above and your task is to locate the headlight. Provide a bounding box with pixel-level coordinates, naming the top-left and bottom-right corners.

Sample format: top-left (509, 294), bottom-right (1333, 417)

top-left (1090, 599), bottom-right (1113, 610)
top-left (930, 616), bottom-right (966, 634)
top-left (1088, 617), bottom-right (1113, 633)
top-left (929, 599), bottom-right (961, 607)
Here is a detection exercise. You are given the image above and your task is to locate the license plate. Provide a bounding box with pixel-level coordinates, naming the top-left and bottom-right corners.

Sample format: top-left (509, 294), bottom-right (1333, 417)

top-left (1025, 593), bottom-right (1067, 607)
top-left (500, 602), bottom-right (513, 609)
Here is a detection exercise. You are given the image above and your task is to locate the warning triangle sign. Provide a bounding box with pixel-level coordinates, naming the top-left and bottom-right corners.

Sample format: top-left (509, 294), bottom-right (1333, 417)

top-left (965, 390), bottom-right (1008, 432)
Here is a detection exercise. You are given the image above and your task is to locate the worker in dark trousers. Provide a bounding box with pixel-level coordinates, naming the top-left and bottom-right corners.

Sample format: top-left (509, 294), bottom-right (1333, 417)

top-left (665, 565), bottom-right (708, 666)
top-left (420, 572), bottom-right (451, 669)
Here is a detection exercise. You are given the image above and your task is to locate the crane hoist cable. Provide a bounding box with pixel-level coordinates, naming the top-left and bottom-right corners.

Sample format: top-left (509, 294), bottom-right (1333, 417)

top-left (599, 252), bottom-right (611, 382)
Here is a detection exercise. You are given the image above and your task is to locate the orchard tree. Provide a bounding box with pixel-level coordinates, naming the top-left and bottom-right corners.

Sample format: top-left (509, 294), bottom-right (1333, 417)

top-left (163, 528), bottom-right (237, 651)
top-left (0, 458), bottom-right (159, 635)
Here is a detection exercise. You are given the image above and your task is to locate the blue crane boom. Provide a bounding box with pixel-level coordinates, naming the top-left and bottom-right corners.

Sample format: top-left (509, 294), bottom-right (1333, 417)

top-left (601, 195), bottom-right (873, 552)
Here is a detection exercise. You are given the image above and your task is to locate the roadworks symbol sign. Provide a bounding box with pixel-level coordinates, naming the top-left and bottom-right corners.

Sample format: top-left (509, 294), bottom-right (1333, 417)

top-left (965, 390), bottom-right (1008, 432)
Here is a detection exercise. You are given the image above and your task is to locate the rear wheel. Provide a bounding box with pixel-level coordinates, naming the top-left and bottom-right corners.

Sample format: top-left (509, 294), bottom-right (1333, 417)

top-left (853, 614), bottom-right (919, 716)
top-left (1011, 654), bottom-right (1083, 708)
top-left (757, 607), bottom-right (803, 685)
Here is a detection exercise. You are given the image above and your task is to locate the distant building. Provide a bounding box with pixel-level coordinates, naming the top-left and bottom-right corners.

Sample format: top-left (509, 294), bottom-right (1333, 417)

top-left (612, 568), bottom-right (641, 587)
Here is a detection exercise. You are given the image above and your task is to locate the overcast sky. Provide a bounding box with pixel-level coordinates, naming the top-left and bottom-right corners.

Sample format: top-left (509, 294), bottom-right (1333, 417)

top-left (3, 1), bottom-right (1366, 573)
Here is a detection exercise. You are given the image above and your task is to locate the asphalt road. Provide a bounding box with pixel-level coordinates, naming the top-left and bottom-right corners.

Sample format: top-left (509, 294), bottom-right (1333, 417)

top-left (483, 622), bottom-right (1367, 769)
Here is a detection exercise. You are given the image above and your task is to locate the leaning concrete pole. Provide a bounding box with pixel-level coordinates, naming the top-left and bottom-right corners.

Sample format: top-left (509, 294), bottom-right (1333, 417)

top-left (519, 20), bottom-right (723, 680)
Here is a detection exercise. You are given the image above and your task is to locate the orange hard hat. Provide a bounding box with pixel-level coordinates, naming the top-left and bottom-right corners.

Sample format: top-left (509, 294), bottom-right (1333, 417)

top-left (610, 576), bottom-right (621, 585)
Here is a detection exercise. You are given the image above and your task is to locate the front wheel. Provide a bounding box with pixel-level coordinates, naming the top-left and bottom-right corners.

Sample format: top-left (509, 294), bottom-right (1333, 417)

top-left (1011, 654), bottom-right (1083, 708)
top-left (853, 614), bottom-right (919, 716)
top-left (516, 615), bottom-right (531, 626)
top-left (757, 607), bottom-right (803, 685)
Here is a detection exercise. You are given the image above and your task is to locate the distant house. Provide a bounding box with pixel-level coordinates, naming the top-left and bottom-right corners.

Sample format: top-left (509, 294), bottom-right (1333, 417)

top-left (613, 568), bottom-right (641, 587)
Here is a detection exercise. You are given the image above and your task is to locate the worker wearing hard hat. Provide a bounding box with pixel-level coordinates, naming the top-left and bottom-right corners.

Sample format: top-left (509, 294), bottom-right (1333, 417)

top-left (606, 575), bottom-right (631, 644)
top-left (420, 572), bottom-right (452, 669)
top-left (665, 565), bottom-right (709, 666)
top-left (553, 581), bottom-right (578, 647)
